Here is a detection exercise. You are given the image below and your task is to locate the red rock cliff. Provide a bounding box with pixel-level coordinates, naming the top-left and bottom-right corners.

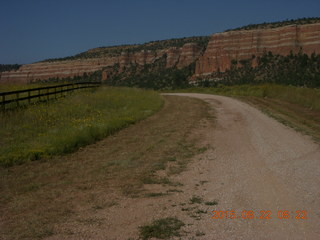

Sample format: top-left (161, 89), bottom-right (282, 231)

top-left (0, 42), bottom-right (203, 84)
top-left (195, 23), bottom-right (320, 75)
top-left (1, 23), bottom-right (319, 84)
top-left (0, 58), bottom-right (118, 83)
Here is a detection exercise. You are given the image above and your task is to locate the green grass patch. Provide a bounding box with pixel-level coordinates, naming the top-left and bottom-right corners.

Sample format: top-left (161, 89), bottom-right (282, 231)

top-left (139, 217), bottom-right (185, 239)
top-left (121, 183), bottom-right (143, 198)
top-left (140, 175), bottom-right (172, 185)
top-left (167, 189), bottom-right (183, 193)
top-left (0, 87), bottom-right (163, 166)
top-left (204, 200), bottom-right (218, 206)
top-left (196, 230), bottom-right (206, 236)
top-left (189, 195), bottom-right (203, 204)
top-left (0, 83), bottom-right (51, 92)
top-left (144, 192), bottom-right (168, 198)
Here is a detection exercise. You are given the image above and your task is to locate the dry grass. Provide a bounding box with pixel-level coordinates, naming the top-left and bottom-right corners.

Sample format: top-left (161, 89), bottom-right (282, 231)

top-left (172, 84), bottom-right (320, 111)
top-left (0, 95), bottom-right (209, 240)
top-left (139, 217), bottom-right (185, 239)
top-left (0, 83), bottom-right (49, 92)
top-left (240, 96), bottom-right (320, 142)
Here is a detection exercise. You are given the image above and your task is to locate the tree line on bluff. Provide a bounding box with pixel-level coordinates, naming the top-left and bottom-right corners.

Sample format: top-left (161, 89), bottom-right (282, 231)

top-left (105, 51), bottom-right (320, 89)
top-left (41, 36), bottom-right (209, 63)
top-left (0, 64), bottom-right (21, 72)
top-left (199, 51), bottom-right (320, 88)
top-left (36, 51), bottom-right (320, 89)
top-left (105, 54), bottom-right (194, 89)
top-left (225, 17), bottom-right (320, 32)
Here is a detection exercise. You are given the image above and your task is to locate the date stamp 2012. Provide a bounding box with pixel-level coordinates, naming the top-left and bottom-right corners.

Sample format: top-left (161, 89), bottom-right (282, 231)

top-left (212, 210), bottom-right (307, 220)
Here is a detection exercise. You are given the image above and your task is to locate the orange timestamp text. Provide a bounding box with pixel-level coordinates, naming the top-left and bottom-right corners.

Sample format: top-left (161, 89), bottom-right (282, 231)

top-left (212, 210), bottom-right (307, 220)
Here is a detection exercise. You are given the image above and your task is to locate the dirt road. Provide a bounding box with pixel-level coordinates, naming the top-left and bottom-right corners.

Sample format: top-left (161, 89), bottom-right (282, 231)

top-left (165, 93), bottom-right (320, 239)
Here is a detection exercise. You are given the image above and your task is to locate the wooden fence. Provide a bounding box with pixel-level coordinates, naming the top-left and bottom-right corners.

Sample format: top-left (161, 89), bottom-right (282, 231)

top-left (0, 82), bottom-right (101, 111)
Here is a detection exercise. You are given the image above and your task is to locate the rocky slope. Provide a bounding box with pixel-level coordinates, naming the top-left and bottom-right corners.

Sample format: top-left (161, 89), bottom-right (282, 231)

top-left (195, 22), bottom-right (320, 76)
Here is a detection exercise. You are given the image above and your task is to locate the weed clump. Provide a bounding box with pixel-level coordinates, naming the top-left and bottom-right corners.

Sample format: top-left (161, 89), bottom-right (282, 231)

top-left (189, 195), bottom-right (203, 204)
top-left (139, 217), bottom-right (185, 239)
top-left (205, 200), bottom-right (218, 206)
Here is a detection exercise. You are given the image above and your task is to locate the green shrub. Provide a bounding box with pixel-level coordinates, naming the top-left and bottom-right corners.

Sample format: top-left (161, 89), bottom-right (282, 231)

top-left (139, 217), bottom-right (185, 239)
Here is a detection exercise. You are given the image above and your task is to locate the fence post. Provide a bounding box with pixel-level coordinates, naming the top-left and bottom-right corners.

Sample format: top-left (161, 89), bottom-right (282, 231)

top-left (2, 95), bottom-right (5, 111)
top-left (16, 92), bottom-right (19, 107)
top-left (38, 89), bottom-right (41, 101)
top-left (28, 90), bottom-right (31, 104)
top-left (47, 88), bottom-right (49, 101)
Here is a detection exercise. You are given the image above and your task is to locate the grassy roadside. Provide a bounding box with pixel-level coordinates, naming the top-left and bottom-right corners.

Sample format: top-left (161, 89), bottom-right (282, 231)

top-left (0, 95), bottom-right (210, 240)
top-left (167, 84), bottom-right (320, 142)
top-left (0, 82), bottom-right (65, 92)
top-left (0, 83), bottom-right (45, 92)
top-left (0, 87), bottom-right (163, 166)
top-left (240, 96), bottom-right (320, 142)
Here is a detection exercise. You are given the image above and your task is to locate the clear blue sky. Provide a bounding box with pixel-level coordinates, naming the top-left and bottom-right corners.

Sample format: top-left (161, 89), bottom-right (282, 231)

top-left (1, 0), bottom-right (319, 64)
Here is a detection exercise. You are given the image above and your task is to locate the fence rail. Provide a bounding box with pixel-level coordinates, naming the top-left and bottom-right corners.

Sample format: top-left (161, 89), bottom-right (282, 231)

top-left (0, 82), bottom-right (101, 111)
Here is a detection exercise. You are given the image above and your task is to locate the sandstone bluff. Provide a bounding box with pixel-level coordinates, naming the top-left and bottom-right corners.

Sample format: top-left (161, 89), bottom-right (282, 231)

top-left (0, 22), bottom-right (319, 84)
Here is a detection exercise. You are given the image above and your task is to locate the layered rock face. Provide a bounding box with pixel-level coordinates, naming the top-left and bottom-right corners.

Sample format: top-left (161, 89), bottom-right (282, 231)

top-left (0, 42), bottom-right (203, 84)
top-left (166, 43), bottom-right (202, 68)
top-left (0, 58), bottom-right (118, 83)
top-left (1, 23), bottom-right (319, 84)
top-left (195, 23), bottom-right (320, 75)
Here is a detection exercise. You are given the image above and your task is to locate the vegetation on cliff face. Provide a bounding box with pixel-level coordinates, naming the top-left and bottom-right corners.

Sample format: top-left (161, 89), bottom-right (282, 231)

top-left (41, 36), bottom-right (209, 62)
top-left (126, 36), bottom-right (209, 53)
top-left (226, 17), bottom-right (320, 32)
top-left (37, 49), bottom-right (320, 90)
top-left (197, 51), bottom-right (320, 88)
top-left (39, 69), bottom-right (103, 83)
top-left (36, 54), bottom-right (195, 90)
top-left (0, 64), bottom-right (21, 72)
top-left (105, 55), bottom-right (195, 89)
top-left (38, 51), bottom-right (320, 90)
